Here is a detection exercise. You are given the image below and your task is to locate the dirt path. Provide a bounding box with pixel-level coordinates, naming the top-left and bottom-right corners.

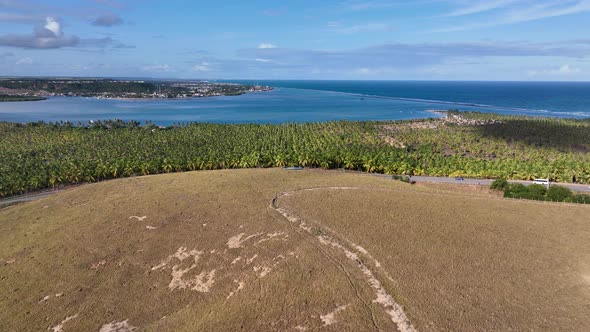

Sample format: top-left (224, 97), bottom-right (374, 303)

top-left (271, 186), bottom-right (417, 332)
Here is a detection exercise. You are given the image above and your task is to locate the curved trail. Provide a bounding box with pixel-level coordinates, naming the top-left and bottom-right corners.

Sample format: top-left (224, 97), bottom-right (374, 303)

top-left (271, 186), bottom-right (417, 332)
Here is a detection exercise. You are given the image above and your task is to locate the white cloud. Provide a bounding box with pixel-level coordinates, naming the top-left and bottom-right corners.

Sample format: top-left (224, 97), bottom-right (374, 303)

top-left (505, 0), bottom-right (590, 24)
top-left (527, 64), bottom-right (581, 76)
top-left (142, 64), bottom-right (174, 72)
top-left (255, 58), bottom-right (272, 62)
top-left (192, 62), bottom-right (210, 71)
top-left (437, 0), bottom-right (590, 32)
top-left (446, 0), bottom-right (520, 17)
top-left (0, 16), bottom-right (79, 49)
top-left (258, 43), bottom-right (277, 49)
top-left (15, 57), bottom-right (32, 65)
top-left (44, 17), bottom-right (61, 36)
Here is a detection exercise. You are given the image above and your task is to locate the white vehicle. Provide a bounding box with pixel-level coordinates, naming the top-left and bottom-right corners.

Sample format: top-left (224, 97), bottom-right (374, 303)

top-left (532, 179), bottom-right (549, 186)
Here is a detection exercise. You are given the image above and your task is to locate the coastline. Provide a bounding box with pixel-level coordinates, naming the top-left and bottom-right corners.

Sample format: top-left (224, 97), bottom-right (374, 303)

top-left (0, 96), bottom-right (47, 103)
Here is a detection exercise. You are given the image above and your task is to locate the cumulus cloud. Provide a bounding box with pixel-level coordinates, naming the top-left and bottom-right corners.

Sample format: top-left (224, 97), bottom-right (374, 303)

top-left (0, 16), bottom-right (130, 49)
top-left (44, 16), bottom-right (61, 35)
top-left (258, 43), bottom-right (276, 49)
top-left (0, 16), bottom-right (79, 49)
top-left (91, 13), bottom-right (124, 27)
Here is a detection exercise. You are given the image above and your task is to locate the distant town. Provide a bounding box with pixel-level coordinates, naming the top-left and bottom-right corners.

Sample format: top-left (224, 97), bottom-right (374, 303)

top-left (0, 78), bottom-right (272, 101)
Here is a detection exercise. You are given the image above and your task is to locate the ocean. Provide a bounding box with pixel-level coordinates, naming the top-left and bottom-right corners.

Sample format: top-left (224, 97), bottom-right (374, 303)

top-left (1, 81), bottom-right (589, 126)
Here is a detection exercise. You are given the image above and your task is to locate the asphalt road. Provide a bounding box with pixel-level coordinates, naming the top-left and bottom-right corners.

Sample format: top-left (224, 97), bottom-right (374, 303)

top-left (0, 186), bottom-right (78, 207)
top-left (2, 173), bottom-right (589, 207)
top-left (410, 176), bottom-right (590, 193)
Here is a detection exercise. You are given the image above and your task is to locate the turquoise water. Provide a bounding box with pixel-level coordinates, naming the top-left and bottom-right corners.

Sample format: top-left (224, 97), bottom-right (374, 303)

top-left (1, 81), bottom-right (589, 125)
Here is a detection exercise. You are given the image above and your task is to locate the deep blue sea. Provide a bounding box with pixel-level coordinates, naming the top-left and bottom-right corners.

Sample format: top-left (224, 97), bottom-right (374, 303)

top-left (1, 81), bottom-right (589, 126)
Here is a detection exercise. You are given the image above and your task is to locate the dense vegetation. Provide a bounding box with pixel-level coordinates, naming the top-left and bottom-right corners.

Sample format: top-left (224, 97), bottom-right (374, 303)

top-left (0, 95), bottom-right (46, 102)
top-left (490, 178), bottom-right (590, 204)
top-left (1, 112), bottom-right (589, 197)
top-left (0, 79), bottom-right (155, 94)
top-left (0, 78), bottom-right (267, 98)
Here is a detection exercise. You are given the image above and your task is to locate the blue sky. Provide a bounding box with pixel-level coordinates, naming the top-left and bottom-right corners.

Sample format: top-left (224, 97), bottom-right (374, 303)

top-left (1, 0), bottom-right (590, 80)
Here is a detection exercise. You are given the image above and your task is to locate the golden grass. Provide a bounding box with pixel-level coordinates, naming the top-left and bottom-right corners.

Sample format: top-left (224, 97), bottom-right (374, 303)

top-left (0, 168), bottom-right (588, 331)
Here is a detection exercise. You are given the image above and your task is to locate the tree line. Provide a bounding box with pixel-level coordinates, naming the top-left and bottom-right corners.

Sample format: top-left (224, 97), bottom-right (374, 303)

top-left (1, 112), bottom-right (589, 197)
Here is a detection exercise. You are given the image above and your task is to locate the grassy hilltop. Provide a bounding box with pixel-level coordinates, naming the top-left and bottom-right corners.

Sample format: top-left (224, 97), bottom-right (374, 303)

top-left (1, 111), bottom-right (590, 197)
top-left (1, 169), bottom-right (589, 331)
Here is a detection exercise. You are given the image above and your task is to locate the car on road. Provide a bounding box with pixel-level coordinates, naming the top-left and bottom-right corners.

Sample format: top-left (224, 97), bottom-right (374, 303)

top-left (533, 179), bottom-right (550, 186)
top-left (455, 177), bottom-right (464, 181)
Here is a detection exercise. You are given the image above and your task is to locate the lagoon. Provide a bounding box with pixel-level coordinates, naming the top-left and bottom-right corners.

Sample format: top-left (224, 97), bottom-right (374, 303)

top-left (1, 81), bottom-right (589, 126)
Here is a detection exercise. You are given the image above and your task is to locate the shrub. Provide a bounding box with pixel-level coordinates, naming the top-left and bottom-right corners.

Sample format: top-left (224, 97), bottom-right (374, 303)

top-left (490, 178), bottom-right (508, 191)
top-left (571, 194), bottom-right (590, 204)
top-left (546, 185), bottom-right (573, 202)
top-left (527, 184), bottom-right (547, 200)
top-left (392, 175), bottom-right (410, 183)
top-left (504, 183), bottom-right (529, 199)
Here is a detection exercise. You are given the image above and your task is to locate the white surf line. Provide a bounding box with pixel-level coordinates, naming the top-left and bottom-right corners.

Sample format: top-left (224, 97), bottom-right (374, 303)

top-left (272, 187), bottom-right (417, 332)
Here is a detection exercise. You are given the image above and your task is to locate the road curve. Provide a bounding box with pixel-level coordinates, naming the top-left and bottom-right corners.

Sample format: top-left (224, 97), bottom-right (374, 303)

top-left (2, 171), bottom-right (589, 207)
top-left (0, 187), bottom-right (77, 207)
top-left (409, 176), bottom-right (590, 193)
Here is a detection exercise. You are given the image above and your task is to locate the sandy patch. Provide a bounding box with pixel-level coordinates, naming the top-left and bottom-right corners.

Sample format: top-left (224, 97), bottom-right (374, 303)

top-left (152, 247), bottom-right (203, 271)
top-left (99, 319), bottom-right (137, 332)
top-left (255, 231), bottom-right (289, 245)
top-left (90, 259), bottom-right (107, 270)
top-left (128, 216), bottom-right (147, 221)
top-left (226, 280), bottom-right (246, 299)
top-left (49, 314), bottom-right (78, 332)
top-left (39, 295), bottom-right (50, 303)
top-left (170, 269), bottom-right (217, 292)
top-left (246, 254), bottom-right (258, 265)
top-left (320, 304), bottom-right (350, 326)
top-left (227, 232), bottom-right (263, 249)
top-left (152, 247), bottom-right (215, 292)
top-left (253, 265), bottom-right (272, 278)
top-left (253, 255), bottom-right (288, 278)
top-left (231, 256), bottom-right (242, 265)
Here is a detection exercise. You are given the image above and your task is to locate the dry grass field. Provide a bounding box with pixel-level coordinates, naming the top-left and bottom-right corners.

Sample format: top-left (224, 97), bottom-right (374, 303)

top-left (1, 169), bottom-right (589, 331)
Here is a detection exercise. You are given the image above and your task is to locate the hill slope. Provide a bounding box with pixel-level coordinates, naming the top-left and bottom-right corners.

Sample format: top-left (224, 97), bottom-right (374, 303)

top-left (1, 169), bottom-right (589, 331)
